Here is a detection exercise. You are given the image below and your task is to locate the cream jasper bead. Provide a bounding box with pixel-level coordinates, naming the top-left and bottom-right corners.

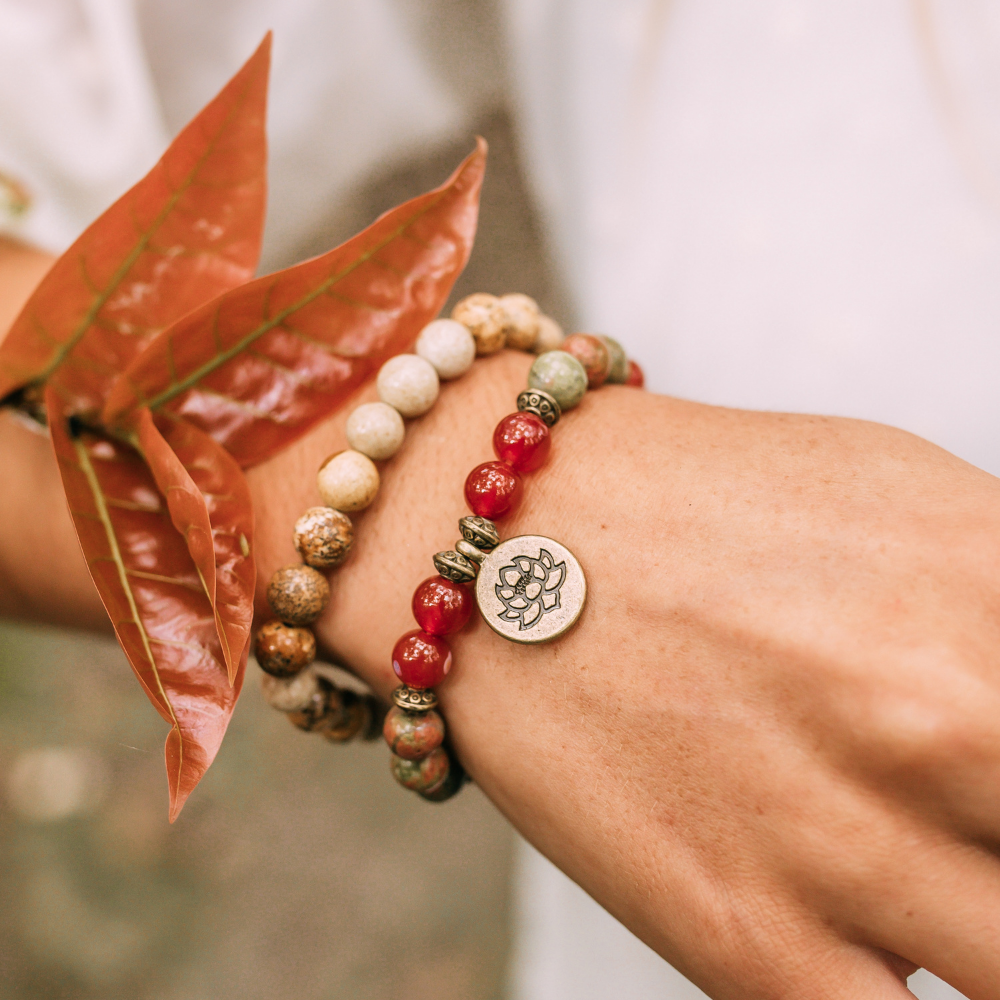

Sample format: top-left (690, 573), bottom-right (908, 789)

top-left (346, 401), bottom-right (405, 460)
top-left (376, 354), bottom-right (439, 417)
top-left (500, 293), bottom-right (541, 350)
top-left (317, 450), bottom-right (380, 511)
top-left (415, 319), bottom-right (476, 379)
top-left (533, 314), bottom-right (565, 353)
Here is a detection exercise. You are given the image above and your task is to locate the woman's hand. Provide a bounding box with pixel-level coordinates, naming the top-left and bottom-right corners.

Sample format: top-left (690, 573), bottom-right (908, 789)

top-left (251, 350), bottom-right (1000, 998)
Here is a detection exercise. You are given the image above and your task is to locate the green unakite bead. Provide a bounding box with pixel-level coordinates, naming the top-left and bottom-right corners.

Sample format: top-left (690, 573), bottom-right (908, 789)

top-left (528, 351), bottom-right (588, 411)
top-left (601, 336), bottom-right (629, 384)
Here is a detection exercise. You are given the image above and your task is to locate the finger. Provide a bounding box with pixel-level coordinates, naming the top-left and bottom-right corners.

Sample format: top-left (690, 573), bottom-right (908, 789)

top-left (844, 831), bottom-right (1000, 999)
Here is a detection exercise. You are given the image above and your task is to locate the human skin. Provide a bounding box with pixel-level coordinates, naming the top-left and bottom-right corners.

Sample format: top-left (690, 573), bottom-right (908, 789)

top-left (3, 238), bottom-right (999, 998)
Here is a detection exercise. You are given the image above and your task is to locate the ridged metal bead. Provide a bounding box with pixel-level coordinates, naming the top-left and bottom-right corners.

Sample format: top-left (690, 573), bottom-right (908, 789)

top-left (433, 549), bottom-right (477, 583)
top-left (455, 539), bottom-right (486, 564)
top-left (517, 388), bottom-right (561, 427)
top-left (392, 685), bottom-right (439, 713)
top-left (458, 515), bottom-right (499, 550)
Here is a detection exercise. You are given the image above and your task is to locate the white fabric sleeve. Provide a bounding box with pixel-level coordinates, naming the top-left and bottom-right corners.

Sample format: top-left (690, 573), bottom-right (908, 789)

top-left (0, 0), bottom-right (167, 252)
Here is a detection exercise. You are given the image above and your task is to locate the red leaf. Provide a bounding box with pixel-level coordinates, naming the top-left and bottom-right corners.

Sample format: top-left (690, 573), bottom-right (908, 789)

top-left (136, 409), bottom-right (255, 685)
top-left (103, 139), bottom-right (487, 468)
top-left (0, 35), bottom-right (271, 417)
top-left (46, 386), bottom-right (243, 821)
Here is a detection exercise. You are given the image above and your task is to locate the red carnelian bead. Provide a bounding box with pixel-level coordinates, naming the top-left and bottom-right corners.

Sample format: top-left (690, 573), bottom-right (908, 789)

top-left (492, 411), bottom-right (551, 473)
top-left (412, 576), bottom-right (472, 636)
top-left (625, 359), bottom-right (645, 387)
top-left (464, 461), bottom-right (523, 519)
top-left (392, 630), bottom-right (452, 688)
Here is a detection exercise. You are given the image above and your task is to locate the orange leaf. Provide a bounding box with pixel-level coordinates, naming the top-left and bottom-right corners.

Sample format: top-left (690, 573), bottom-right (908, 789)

top-left (0, 35), bottom-right (271, 417)
top-left (136, 409), bottom-right (255, 685)
top-left (103, 139), bottom-right (487, 468)
top-left (46, 386), bottom-right (243, 821)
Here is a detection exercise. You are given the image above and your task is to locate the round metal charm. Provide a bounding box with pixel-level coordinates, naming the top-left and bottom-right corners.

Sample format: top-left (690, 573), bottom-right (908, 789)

top-left (475, 535), bottom-right (586, 644)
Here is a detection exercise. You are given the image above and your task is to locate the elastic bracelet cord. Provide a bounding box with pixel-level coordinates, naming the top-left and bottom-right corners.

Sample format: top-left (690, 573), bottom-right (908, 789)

top-left (252, 292), bottom-right (645, 798)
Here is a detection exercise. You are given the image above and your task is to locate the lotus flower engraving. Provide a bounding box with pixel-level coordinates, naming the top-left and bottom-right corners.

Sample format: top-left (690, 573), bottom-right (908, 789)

top-left (494, 548), bottom-right (566, 630)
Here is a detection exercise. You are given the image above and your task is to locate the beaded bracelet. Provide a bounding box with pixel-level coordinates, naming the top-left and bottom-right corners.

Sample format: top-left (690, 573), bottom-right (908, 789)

top-left (383, 327), bottom-right (644, 802)
top-left (254, 293), bottom-right (615, 748)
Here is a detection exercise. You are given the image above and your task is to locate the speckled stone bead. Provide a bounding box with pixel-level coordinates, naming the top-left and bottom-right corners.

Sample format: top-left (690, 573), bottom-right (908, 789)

top-left (255, 619), bottom-right (317, 676)
top-left (288, 678), bottom-right (337, 732)
top-left (626, 359), bottom-right (645, 388)
top-left (391, 747), bottom-right (450, 793)
top-left (601, 335), bottom-right (629, 384)
top-left (317, 450), bottom-right (380, 512)
top-left (261, 667), bottom-right (321, 712)
top-left (500, 293), bottom-right (541, 351)
top-left (533, 314), bottom-right (565, 353)
top-left (376, 354), bottom-right (440, 418)
top-left (293, 506), bottom-right (353, 570)
top-left (528, 350), bottom-right (588, 411)
top-left (419, 750), bottom-right (466, 802)
top-left (452, 292), bottom-right (506, 355)
top-left (416, 318), bottom-right (476, 379)
top-left (562, 333), bottom-right (610, 389)
top-left (345, 402), bottom-right (405, 460)
top-left (267, 565), bottom-right (330, 626)
top-left (322, 691), bottom-right (370, 743)
top-left (383, 706), bottom-right (446, 760)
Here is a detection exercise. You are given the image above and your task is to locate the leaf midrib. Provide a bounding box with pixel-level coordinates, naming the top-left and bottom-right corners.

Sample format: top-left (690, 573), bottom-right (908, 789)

top-left (144, 188), bottom-right (452, 414)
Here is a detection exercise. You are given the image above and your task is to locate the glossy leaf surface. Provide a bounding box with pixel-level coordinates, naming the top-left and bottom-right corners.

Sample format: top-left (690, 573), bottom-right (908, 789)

top-left (47, 387), bottom-right (242, 821)
top-left (137, 409), bottom-right (255, 685)
top-left (0, 36), bottom-right (271, 417)
top-left (103, 139), bottom-right (487, 467)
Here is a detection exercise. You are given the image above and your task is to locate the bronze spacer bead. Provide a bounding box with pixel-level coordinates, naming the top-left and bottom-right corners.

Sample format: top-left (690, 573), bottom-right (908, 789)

top-left (459, 515), bottom-right (499, 551)
top-left (392, 685), bottom-right (439, 713)
top-left (455, 538), bottom-right (486, 564)
top-left (517, 388), bottom-right (561, 427)
top-left (433, 549), bottom-right (477, 583)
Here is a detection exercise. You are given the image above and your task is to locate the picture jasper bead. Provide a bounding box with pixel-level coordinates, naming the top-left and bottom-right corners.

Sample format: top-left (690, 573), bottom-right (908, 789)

top-left (390, 747), bottom-right (450, 793)
top-left (383, 706), bottom-right (446, 760)
top-left (528, 350), bottom-right (588, 411)
top-left (261, 667), bottom-right (321, 711)
top-left (412, 575), bottom-right (473, 636)
top-left (493, 411), bottom-right (551, 473)
top-left (601, 335), bottom-right (629, 384)
top-left (322, 691), bottom-right (370, 743)
top-left (255, 619), bottom-right (316, 677)
top-left (392, 629), bottom-right (453, 688)
top-left (293, 506), bottom-right (353, 570)
top-left (561, 333), bottom-right (610, 389)
top-left (499, 292), bottom-right (541, 350)
top-left (288, 678), bottom-right (337, 732)
top-left (452, 292), bottom-right (506, 355)
top-left (464, 461), bottom-right (523, 520)
top-left (267, 565), bottom-right (330, 625)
